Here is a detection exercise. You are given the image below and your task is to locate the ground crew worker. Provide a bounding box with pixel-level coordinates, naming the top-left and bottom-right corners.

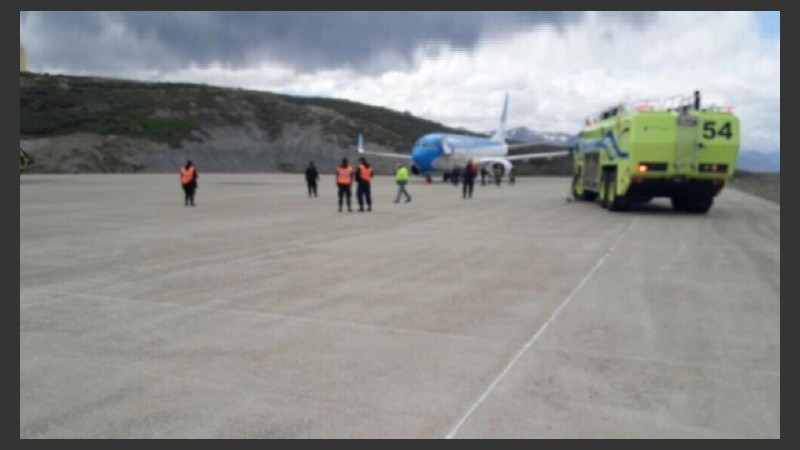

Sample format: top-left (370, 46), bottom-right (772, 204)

top-left (356, 157), bottom-right (373, 212)
top-left (463, 160), bottom-right (477, 199)
top-left (336, 157), bottom-right (354, 212)
top-left (480, 167), bottom-right (489, 186)
top-left (305, 161), bottom-right (319, 198)
top-left (451, 167), bottom-right (461, 186)
top-left (393, 163), bottom-right (412, 203)
top-left (179, 160), bottom-right (198, 206)
top-left (508, 167), bottom-right (516, 185)
top-left (493, 164), bottom-right (503, 186)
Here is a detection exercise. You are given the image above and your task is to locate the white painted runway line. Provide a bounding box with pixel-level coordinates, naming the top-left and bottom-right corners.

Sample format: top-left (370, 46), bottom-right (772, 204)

top-left (445, 218), bottom-right (639, 439)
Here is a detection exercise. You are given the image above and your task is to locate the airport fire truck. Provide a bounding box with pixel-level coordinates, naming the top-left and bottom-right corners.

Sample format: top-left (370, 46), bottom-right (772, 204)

top-left (571, 91), bottom-right (740, 213)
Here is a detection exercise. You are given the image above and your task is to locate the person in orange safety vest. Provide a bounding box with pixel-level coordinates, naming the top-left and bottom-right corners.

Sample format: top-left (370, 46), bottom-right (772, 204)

top-left (335, 158), bottom-right (354, 212)
top-left (179, 160), bottom-right (198, 206)
top-left (356, 157), bottom-right (373, 212)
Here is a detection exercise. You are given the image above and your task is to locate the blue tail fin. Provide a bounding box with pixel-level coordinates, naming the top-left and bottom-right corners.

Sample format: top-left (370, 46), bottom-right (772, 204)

top-left (490, 93), bottom-right (509, 142)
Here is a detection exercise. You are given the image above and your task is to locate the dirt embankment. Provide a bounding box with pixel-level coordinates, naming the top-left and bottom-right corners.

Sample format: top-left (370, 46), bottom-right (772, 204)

top-left (20, 72), bottom-right (469, 175)
top-left (729, 172), bottom-right (780, 204)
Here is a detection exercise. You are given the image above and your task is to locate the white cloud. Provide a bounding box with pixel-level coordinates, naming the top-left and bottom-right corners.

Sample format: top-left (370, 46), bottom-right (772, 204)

top-left (282, 11), bottom-right (777, 153)
top-left (22, 11), bottom-right (780, 153)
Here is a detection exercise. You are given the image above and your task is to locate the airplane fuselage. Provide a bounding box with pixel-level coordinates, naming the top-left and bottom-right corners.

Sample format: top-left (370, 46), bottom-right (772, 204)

top-left (410, 133), bottom-right (507, 175)
top-left (357, 93), bottom-right (569, 178)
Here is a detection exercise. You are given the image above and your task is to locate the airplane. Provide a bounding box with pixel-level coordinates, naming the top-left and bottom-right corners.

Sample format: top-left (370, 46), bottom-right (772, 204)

top-left (357, 93), bottom-right (570, 183)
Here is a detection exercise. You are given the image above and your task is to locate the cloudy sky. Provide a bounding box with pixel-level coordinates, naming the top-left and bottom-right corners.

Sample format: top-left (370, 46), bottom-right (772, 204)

top-left (20, 11), bottom-right (780, 153)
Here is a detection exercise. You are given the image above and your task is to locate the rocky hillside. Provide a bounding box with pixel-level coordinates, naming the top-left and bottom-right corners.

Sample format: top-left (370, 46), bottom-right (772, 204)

top-left (20, 72), bottom-right (477, 175)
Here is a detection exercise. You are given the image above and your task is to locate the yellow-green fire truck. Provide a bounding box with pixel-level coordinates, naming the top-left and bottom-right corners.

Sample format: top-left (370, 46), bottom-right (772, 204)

top-left (571, 91), bottom-right (740, 213)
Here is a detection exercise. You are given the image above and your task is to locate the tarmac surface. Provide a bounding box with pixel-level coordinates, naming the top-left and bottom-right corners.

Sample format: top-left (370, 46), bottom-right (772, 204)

top-left (20, 174), bottom-right (780, 438)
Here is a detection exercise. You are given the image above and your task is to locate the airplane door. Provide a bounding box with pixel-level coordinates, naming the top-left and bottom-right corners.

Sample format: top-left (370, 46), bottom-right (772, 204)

top-left (583, 152), bottom-right (600, 189)
top-left (675, 112), bottom-right (700, 172)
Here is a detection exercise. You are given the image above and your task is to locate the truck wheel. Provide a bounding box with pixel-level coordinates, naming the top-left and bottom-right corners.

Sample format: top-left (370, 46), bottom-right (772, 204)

top-left (671, 196), bottom-right (687, 211)
top-left (571, 173), bottom-right (582, 199)
top-left (601, 173), bottom-right (613, 209)
top-left (685, 195), bottom-right (713, 214)
top-left (607, 178), bottom-right (627, 211)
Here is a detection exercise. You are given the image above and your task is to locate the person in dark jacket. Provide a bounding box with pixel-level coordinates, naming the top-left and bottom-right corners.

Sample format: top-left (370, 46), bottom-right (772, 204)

top-left (493, 164), bottom-right (503, 187)
top-left (305, 161), bottom-right (320, 197)
top-left (463, 160), bottom-right (477, 199)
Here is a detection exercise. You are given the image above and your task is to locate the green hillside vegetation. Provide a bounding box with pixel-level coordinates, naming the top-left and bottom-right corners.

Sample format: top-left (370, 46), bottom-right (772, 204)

top-left (286, 96), bottom-right (486, 151)
top-left (20, 72), bottom-right (574, 175)
top-left (21, 72), bottom-right (470, 153)
top-left (21, 74), bottom-right (212, 147)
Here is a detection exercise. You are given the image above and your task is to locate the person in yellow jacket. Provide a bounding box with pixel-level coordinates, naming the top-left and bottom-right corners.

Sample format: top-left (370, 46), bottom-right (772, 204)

top-left (335, 157), bottom-right (354, 212)
top-left (393, 163), bottom-right (412, 203)
top-left (179, 160), bottom-right (198, 206)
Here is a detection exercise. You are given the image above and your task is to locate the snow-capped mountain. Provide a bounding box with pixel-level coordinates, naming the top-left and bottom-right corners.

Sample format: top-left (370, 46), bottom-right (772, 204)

top-left (736, 151), bottom-right (780, 173)
top-left (504, 127), bottom-right (577, 147)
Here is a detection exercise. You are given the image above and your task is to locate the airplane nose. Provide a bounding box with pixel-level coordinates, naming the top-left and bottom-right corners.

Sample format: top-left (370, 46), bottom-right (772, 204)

top-left (411, 146), bottom-right (436, 173)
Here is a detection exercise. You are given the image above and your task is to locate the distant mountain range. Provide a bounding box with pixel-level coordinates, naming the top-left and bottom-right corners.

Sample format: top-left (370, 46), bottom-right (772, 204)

top-left (504, 127), bottom-right (577, 147)
top-left (736, 151), bottom-right (780, 173)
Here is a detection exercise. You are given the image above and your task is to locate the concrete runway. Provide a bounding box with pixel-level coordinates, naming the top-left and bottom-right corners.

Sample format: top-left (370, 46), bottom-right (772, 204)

top-left (20, 174), bottom-right (780, 438)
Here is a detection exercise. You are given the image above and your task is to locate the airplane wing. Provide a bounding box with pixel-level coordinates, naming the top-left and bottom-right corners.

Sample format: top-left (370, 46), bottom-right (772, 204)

top-left (506, 141), bottom-right (572, 150)
top-left (357, 134), bottom-right (412, 159)
top-left (504, 150), bottom-right (570, 161)
top-left (504, 140), bottom-right (571, 160)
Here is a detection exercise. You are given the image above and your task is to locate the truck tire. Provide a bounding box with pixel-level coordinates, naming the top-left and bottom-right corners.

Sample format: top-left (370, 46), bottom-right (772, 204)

top-left (572, 172), bottom-right (598, 201)
top-left (606, 177), bottom-right (627, 211)
top-left (671, 196), bottom-right (687, 211)
top-left (685, 195), bottom-right (713, 214)
top-left (600, 178), bottom-right (609, 209)
top-left (601, 172), bottom-right (614, 209)
top-left (571, 173), bottom-right (582, 199)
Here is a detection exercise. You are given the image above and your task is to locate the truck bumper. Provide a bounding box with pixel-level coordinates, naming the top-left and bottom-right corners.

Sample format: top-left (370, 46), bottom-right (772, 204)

top-left (626, 178), bottom-right (725, 200)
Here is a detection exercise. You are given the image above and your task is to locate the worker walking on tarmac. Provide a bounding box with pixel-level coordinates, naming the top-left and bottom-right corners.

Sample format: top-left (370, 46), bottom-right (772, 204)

top-left (480, 166), bottom-right (489, 186)
top-left (493, 164), bottom-right (503, 187)
top-left (356, 157), bottom-right (373, 212)
top-left (463, 159), bottom-right (477, 199)
top-left (180, 160), bottom-right (198, 206)
top-left (336, 157), bottom-right (354, 212)
top-left (393, 163), bottom-right (412, 203)
top-left (305, 161), bottom-right (319, 198)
